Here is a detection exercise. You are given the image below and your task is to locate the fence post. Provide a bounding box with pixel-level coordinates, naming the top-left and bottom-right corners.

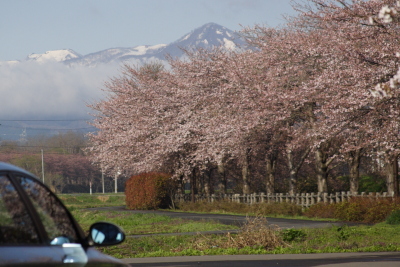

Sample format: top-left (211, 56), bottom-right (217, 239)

top-left (260, 192), bottom-right (265, 203)
top-left (346, 191), bottom-right (351, 202)
top-left (175, 191), bottom-right (391, 207)
top-left (322, 193), bottom-right (327, 203)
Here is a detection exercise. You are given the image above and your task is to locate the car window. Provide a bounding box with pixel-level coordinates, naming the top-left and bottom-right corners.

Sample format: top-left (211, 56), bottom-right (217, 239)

top-left (0, 175), bottom-right (40, 244)
top-left (14, 175), bottom-right (78, 245)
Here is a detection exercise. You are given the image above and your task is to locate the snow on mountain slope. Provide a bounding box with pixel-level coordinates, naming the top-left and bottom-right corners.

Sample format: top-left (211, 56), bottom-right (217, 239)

top-left (9, 23), bottom-right (247, 67)
top-left (157, 22), bottom-right (247, 61)
top-left (173, 22), bottom-right (246, 50)
top-left (27, 49), bottom-right (82, 62)
top-left (65, 23), bottom-right (247, 67)
top-left (65, 44), bottom-right (167, 67)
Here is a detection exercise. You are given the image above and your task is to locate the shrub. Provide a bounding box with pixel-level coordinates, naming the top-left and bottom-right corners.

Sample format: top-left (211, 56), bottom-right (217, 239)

top-left (303, 202), bottom-right (337, 220)
top-left (176, 200), bottom-right (303, 217)
top-left (333, 201), bottom-right (365, 222)
top-left (281, 228), bottom-right (306, 242)
top-left (125, 172), bottom-right (175, 210)
top-left (190, 216), bottom-right (284, 251)
top-left (305, 197), bottom-right (400, 223)
top-left (386, 209), bottom-right (400, 225)
top-left (224, 216), bottom-right (283, 250)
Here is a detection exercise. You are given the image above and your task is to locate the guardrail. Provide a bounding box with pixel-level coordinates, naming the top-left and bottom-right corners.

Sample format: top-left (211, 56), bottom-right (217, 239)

top-left (174, 191), bottom-right (394, 208)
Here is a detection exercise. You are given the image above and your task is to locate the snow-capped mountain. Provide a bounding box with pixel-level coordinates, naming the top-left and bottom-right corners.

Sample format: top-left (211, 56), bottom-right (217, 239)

top-left (27, 49), bottom-right (82, 62)
top-left (8, 23), bottom-right (247, 67)
top-left (65, 44), bottom-right (168, 67)
top-left (0, 23), bottom-right (249, 141)
top-left (161, 22), bottom-right (247, 58)
top-left (66, 23), bottom-right (246, 67)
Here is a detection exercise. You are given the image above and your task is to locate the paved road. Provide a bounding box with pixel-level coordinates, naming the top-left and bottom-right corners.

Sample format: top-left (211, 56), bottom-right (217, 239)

top-left (90, 206), bottom-right (354, 231)
top-left (123, 252), bottom-right (400, 266)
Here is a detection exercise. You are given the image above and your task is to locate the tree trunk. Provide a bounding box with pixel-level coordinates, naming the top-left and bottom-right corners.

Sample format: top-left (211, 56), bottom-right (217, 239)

top-left (287, 149), bottom-right (296, 195)
top-left (203, 171), bottom-right (211, 195)
top-left (286, 147), bottom-right (311, 195)
top-left (315, 148), bottom-right (328, 193)
top-left (348, 149), bottom-right (362, 194)
top-left (242, 149), bottom-right (251, 194)
top-left (195, 168), bottom-right (202, 195)
top-left (176, 175), bottom-right (184, 195)
top-left (242, 164), bottom-right (250, 194)
top-left (217, 163), bottom-right (227, 194)
top-left (190, 169), bottom-right (198, 203)
top-left (386, 155), bottom-right (399, 197)
top-left (265, 156), bottom-right (276, 194)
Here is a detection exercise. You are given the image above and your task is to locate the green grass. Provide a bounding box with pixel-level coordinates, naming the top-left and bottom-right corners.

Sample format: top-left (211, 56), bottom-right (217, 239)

top-left (72, 210), bottom-right (238, 236)
top-left (60, 193), bottom-right (400, 259)
top-left (96, 223), bottom-right (400, 259)
top-left (58, 193), bottom-right (125, 209)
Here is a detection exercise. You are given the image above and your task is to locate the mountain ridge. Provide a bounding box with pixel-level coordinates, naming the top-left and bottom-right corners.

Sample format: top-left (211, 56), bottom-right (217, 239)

top-left (6, 22), bottom-right (247, 67)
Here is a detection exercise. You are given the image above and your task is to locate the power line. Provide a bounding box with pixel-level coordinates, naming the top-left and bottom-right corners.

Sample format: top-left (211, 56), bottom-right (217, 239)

top-left (0, 119), bottom-right (92, 122)
top-left (14, 145), bottom-right (89, 149)
top-left (0, 151), bottom-right (87, 155)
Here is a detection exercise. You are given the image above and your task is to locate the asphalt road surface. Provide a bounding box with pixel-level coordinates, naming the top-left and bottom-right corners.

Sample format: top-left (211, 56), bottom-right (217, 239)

top-left (123, 252), bottom-right (400, 266)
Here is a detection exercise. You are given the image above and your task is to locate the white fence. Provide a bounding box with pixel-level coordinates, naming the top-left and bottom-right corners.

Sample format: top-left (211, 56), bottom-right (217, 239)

top-left (174, 191), bottom-right (395, 208)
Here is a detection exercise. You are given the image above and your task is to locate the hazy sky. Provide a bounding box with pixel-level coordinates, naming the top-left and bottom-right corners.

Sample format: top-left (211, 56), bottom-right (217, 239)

top-left (1, 0), bottom-right (296, 61)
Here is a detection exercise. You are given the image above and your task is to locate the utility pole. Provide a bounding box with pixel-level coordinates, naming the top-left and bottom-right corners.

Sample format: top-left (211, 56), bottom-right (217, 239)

top-left (101, 169), bottom-right (105, 194)
top-left (41, 149), bottom-right (44, 183)
top-left (115, 168), bottom-right (121, 193)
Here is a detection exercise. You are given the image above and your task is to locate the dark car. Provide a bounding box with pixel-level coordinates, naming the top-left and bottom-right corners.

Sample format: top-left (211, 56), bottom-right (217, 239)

top-left (0, 161), bottom-right (127, 266)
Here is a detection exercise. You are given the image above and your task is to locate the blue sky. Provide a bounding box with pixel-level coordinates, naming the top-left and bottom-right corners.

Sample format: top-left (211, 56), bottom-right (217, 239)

top-left (1, 0), bottom-right (296, 61)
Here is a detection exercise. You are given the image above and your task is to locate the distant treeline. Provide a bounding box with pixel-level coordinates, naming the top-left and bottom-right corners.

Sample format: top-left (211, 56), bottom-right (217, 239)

top-left (0, 132), bottom-right (126, 193)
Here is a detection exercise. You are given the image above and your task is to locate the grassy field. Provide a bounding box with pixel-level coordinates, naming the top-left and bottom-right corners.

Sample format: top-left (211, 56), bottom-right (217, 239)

top-left (58, 193), bottom-right (126, 209)
top-left (59, 193), bottom-right (400, 259)
top-left (94, 218), bottom-right (400, 259)
top-left (72, 210), bottom-right (238, 236)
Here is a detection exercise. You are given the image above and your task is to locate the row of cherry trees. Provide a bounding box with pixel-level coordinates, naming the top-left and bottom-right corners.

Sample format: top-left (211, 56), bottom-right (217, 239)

top-left (0, 132), bottom-right (115, 193)
top-left (88, 0), bottom-right (400, 195)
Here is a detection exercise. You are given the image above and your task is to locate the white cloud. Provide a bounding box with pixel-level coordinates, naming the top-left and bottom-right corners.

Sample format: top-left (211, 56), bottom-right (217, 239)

top-left (0, 61), bottom-right (120, 120)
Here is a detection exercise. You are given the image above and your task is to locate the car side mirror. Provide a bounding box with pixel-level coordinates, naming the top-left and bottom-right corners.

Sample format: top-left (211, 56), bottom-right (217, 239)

top-left (89, 222), bottom-right (125, 246)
